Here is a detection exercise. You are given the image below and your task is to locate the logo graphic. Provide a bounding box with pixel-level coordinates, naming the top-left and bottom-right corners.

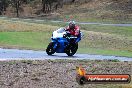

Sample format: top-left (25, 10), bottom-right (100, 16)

top-left (76, 66), bottom-right (131, 85)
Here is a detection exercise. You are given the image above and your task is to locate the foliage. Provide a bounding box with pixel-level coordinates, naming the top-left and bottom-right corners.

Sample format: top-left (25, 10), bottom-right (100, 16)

top-left (10, 0), bottom-right (35, 17)
top-left (42, 0), bottom-right (63, 13)
top-left (0, 0), bottom-right (9, 15)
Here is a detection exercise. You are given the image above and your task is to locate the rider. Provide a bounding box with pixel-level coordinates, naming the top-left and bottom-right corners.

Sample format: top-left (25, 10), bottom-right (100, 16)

top-left (65, 21), bottom-right (81, 44)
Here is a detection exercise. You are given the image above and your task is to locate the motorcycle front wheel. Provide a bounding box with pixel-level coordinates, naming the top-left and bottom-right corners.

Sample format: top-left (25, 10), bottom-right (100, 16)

top-left (65, 43), bottom-right (78, 56)
top-left (46, 42), bottom-right (55, 55)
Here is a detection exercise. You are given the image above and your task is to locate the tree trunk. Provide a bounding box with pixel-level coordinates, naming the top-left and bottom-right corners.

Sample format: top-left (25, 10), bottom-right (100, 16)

top-left (0, 2), bottom-right (2, 15)
top-left (15, 0), bottom-right (19, 17)
top-left (72, 0), bottom-right (75, 3)
top-left (42, 0), bottom-right (45, 12)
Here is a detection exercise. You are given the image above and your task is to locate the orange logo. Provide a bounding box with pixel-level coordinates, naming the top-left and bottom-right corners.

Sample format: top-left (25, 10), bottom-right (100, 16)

top-left (76, 66), bottom-right (131, 85)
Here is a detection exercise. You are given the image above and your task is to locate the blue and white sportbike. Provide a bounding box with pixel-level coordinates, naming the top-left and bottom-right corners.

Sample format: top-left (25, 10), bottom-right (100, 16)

top-left (46, 28), bottom-right (82, 56)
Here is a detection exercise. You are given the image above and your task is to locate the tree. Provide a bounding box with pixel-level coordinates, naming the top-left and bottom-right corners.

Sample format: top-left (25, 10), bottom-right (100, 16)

top-left (0, 0), bottom-right (9, 15)
top-left (42, 0), bottom-right (53, 13)
top-left (42, 0), bottom-right (63, 13)
top-left (55, 0), bottom-right (63, 10)
top-left (12, 0), bottom-right (21, 17)
top-left (10, 0), bottom-right (31, 17)
top-left (72, 0), bottom-right (75, 3)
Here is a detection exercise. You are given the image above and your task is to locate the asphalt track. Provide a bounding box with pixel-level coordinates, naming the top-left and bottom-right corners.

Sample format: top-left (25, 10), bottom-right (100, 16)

top-left (0, 17), bottom-right (132, 61)
top-left (0, 48), bottom-right (131, 61)
top-left (0, 17), bottom-right (132, 27)
top-left (51, 21), bottom-right (132, 27)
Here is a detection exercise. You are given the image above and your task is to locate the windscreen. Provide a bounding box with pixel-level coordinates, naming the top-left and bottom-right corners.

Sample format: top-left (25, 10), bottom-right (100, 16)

top-left (57, 28), bottom-right (65, 33)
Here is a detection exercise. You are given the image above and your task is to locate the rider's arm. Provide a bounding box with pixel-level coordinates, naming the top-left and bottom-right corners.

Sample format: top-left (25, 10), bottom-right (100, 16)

top-left (74, 26), bottom-right (80, 36)
top-left (65, 26), bottom-right (71, 34)
top-left (65, 26), bottom-right (69, 31)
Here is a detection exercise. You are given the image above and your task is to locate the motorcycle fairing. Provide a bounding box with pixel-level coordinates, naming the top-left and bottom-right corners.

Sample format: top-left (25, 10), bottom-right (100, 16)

top-left (52, 38), bottom-right (68, 53)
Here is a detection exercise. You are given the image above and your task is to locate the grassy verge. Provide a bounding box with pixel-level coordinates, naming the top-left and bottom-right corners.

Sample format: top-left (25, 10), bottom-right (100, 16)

top-left (0, 18), bottom-right (132, 57)
top-left (0, 32), bottom-right (51, 50)
top-left (78, 48), bottom-right (132, 57)
top-left (0, 32), bottom-right (131, 57)
top-left (80, 24), bottom-right (132, 37)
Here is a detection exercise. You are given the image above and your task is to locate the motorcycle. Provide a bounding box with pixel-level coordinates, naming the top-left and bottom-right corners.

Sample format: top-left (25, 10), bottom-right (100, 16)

top-left (46, 27), bottom-right (82, 56)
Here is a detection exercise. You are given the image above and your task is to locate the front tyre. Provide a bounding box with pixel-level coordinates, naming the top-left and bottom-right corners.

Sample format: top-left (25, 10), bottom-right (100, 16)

top-left (65, 43), bottom-right (78, 56)
top-left (46, 42), bottom-right (55, 55)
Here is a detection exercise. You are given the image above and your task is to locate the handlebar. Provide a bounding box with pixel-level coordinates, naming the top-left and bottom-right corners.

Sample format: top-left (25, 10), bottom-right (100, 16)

top-left (63, 33), bottom-right (77, 39)
top-left (69, 36), bottom-right (77, 38)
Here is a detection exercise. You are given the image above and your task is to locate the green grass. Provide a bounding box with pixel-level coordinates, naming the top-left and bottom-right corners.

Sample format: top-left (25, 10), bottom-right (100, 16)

top-left (3, 17), bottom-right (132, 37)
top-left (78, 48), bottom-right (132, 57)
top-left (0, 18), bottom-right (132, 57)
top-left (0, 32), bottom-right (131, 57)
top-left (1, 17), bottom-right (132, 36)
top-left (0, 32), bottom-right (51, 50)
top-left (80, 24), bottom-right (132, 37)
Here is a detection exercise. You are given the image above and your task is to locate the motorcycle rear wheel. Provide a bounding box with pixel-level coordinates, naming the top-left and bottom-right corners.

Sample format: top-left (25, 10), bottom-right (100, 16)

top-left (46, 42), bottom-right (55, 55)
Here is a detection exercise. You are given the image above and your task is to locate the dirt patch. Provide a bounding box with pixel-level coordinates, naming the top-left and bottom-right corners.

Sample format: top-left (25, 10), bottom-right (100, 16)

top-left (0, 60), bottom-right (131, 88)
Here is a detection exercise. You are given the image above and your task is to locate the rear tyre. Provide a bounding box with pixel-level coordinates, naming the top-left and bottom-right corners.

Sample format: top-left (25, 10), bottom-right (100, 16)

top-left (65, 43), bottom-right (78, 56)
top-left (46, 42), bottom-right (55, 55)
